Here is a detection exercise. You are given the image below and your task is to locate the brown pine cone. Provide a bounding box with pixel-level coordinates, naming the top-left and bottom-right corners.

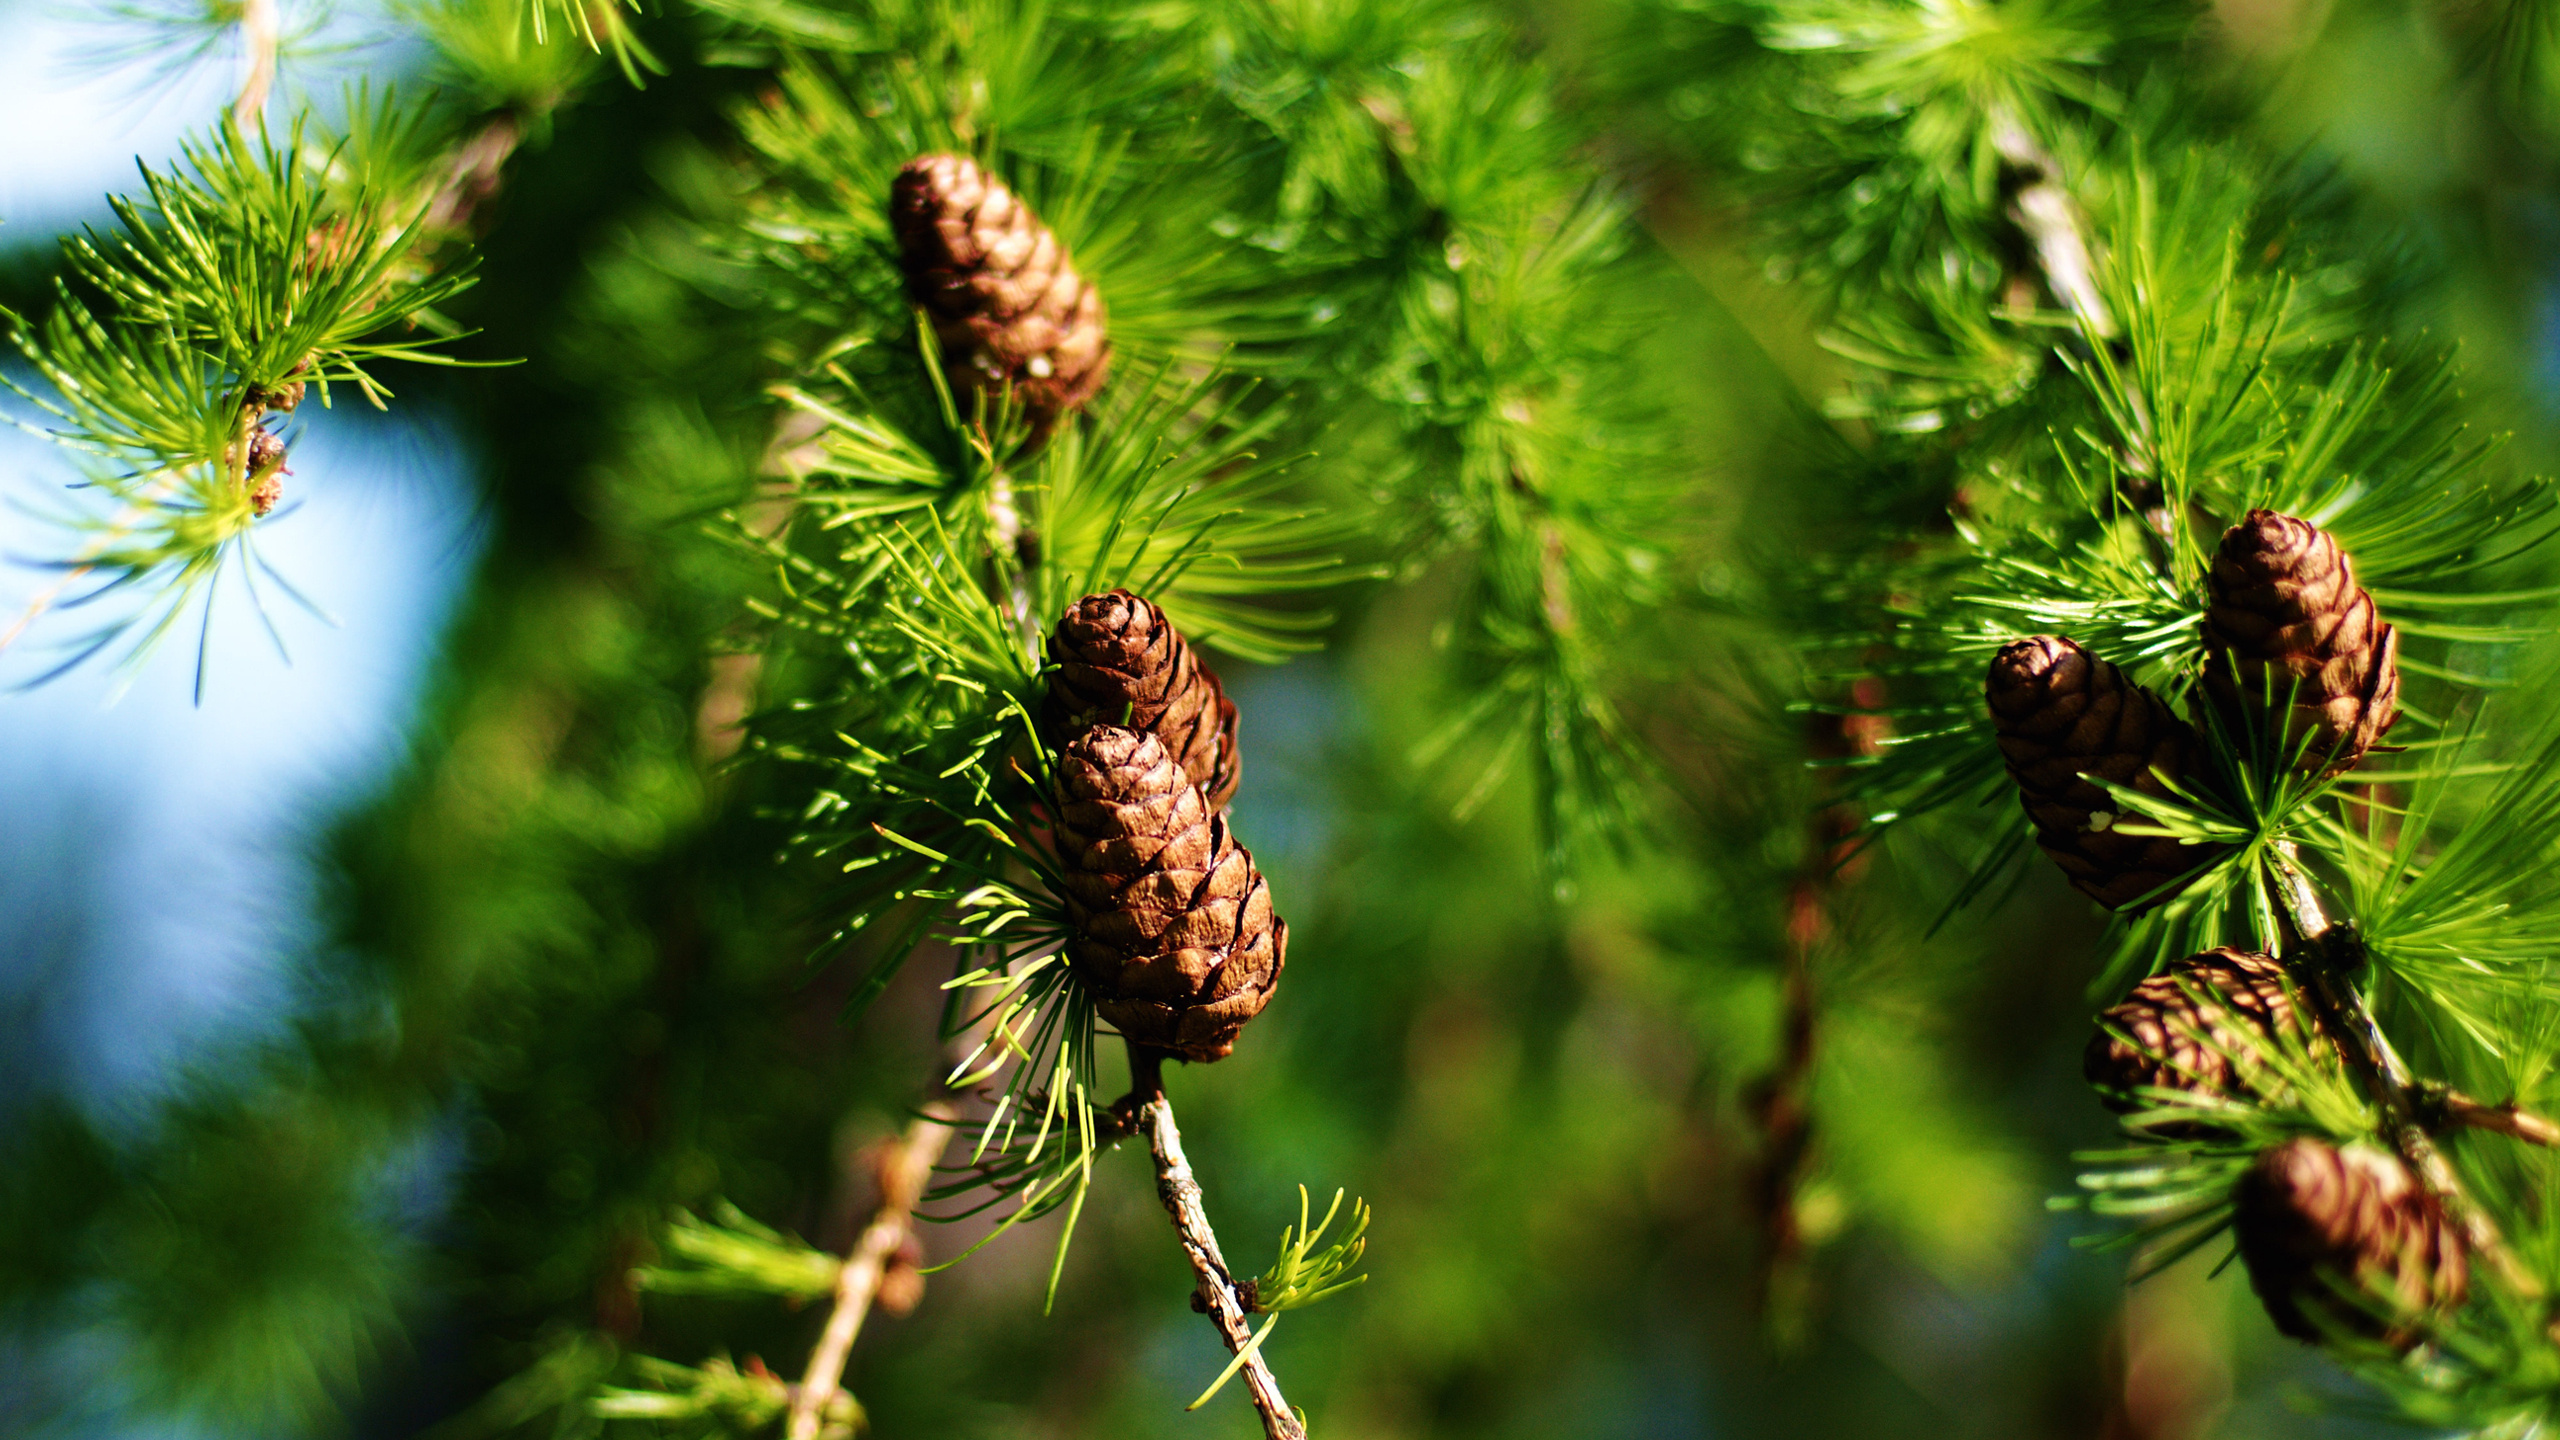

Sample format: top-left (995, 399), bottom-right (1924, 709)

top-left (2085, 948), bottom-right (2318, 1130)
top-left (1044, 590), bottom-right (1239, 812)
top-left (2202, 510), bottom-right (2399, 777)
top-left (250, 356), bottom-right (314, 414)
top-left (1053, 726), bottom-right (1282, 1062)
top-left (2233, 1138), bottom-right (2467, 1348)
top-left (1987, 636), bottom-right (2229, 911)
top-left (890, 153), bottom-right (1109, 432)
top-left (244, 428), bottom-right (287, 516)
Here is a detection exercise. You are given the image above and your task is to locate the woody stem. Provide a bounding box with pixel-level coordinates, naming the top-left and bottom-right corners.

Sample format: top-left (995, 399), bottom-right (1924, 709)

top-left (231, 0), bottom-right (279, 128)
top-left (2425, 1088), bottom-right (2560, 1147)
top-left (783, 1103), bottom-right (958, 1440)
top-left (1123, 1045), bottom-right (1304, 1440)
top-left (2268, 845), bottom-right (2539, 1295)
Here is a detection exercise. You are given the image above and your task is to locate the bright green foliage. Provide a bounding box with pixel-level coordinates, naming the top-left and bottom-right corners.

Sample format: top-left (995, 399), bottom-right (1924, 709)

top-left (1249, 1185), bottom-right (1371, 1313)
top-left (6, 117), bottom-right (480, 686)
top-left (3, 0), bottom-right (1715, 1430)
top-left (0, 0), bottom-right (617, 692)
top-left (634, 1206), bottom-right (844, 1300)
top-left (1589, 0), bottom-right (2560, 1431)
top-left (24, 0), bottom-right (2560, 1436)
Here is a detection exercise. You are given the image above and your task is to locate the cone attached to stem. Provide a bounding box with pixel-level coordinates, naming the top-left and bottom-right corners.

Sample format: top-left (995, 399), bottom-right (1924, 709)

top-left (2201, 510), bottom-right (2399, 777)
top-left (2232, 1138), bottom-right (2467, 1348)
top-left (1986, 635), bottom-right (2227, 911)
top-left (243, 427), bottom-right (287, 516)
top-left (2085, 948), bottom-right (2319, 1133)
top-left (891, 153), bottom-right (1109, 434)
top-left (1045, 590), bottom-right (1240, 812)
top-left (1053, 726), bottom-right (1282, 1062)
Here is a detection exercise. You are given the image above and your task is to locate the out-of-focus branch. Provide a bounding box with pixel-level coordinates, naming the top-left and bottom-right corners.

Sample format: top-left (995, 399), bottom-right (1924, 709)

top-left (420, 112), bottom-right (528, 246)
top-left (1986, 109), bottom-right (2116, 341)
top-left (2419, 1086), bottom-right (2560, 1148)
top-left (1746, 680), bottom-right (1885, 1332)
top-left (232, 0), bottom-right (280, 129)
top-left (783, 1103), bottom-right (958, 1440)
top-left (1123, 1049), bottom-right (1306, 1440)
top-left (1984, 107), bottom-right (2181, 554)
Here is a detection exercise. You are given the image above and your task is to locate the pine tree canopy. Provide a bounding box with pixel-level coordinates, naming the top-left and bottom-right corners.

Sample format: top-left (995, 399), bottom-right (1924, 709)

top-left (18, 0), bottom-right (2560, 1437)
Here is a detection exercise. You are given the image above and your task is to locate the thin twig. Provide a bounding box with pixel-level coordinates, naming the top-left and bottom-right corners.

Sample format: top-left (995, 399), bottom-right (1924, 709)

top-left (231, 0), bottom-right (280, 130)
top-left (419, 112), bottom-right (528, 244)
top-left (1986, 109), bottom-right (2116, 341)
top-left (1985, 106), bottom-right (2178, 555)
top-left (2423, 1087), bottom-right (2560, 1148)
top-left (784, 1103), bottom-right (959, 1440)
top-left (1124, 1049), bottom-right (1306, 1440)
top-left (2268, 845), bottom-right (2541, 1296)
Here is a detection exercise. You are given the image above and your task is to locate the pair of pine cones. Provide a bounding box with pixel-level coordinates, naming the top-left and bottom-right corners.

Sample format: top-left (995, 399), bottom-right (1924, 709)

top-left (891, 163), bottom-right (1271, 1058)
top-left (1988, 509), bottom-right (2399, 911)
top-left (1042, 591), bottom-right (1282, 1064)
top-left (2086, 950), bottom-right (2467, 1349)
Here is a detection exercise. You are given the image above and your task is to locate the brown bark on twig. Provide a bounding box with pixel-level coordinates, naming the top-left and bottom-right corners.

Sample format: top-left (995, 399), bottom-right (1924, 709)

top-left (1986, 107), bottom-right (2176, 535)
top-left (2432, 1090), bottom-right (2560, 1147)
top-left (784, 1104), bottom-right (959, 1440)
top-left (1122, 1049), bottom-right (1306, 1440)
top-left (420, 113), bottom-right (528, 245)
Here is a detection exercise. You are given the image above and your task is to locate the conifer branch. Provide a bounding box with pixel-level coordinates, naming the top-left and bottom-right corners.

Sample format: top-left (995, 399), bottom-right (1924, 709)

top-left (1986, 108), bottom-right (2114, 341)
top-left (784, 1104), bottom-right (958, 1440)
top-left (2267, 845), bottom-right (2541, 1297)
top-left (2427, 1089), bottom-right (2560, 1148)
top-left (1121, 1048), bottom-right (1307, 1440)
top-left (1748, 884), bottom-right (1819, 1323)
top-left (419, 111), bottom-right (528, 248)
top-left (231, 0), bottom-right (279, 130)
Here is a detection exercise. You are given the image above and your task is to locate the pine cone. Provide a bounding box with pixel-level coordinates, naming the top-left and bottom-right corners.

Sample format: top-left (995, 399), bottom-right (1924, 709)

top-left (1987, 636), bottom-right (2228, 911)
top-left (243, 428), bottom-right (287, 516)
top-left (1045, 590), bottom-right (1239, 812)
top-left (2085, 948), bottom-right (2317, 1131)
top-left (2202, 510), bottom-right (2399, 777)
top-left (2233, 1138), bottom-right (2467, 1348)
top-left (1053, 726), bottom-right (1282, 1062)
top-left (890, 153), bottom-right (1109, 432)
top-left (250, 356), bottom-right (314, 414)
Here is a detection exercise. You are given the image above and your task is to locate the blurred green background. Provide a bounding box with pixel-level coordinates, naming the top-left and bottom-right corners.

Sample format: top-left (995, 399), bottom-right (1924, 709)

top-left (6, 0), bottom-right (2560, 1436)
